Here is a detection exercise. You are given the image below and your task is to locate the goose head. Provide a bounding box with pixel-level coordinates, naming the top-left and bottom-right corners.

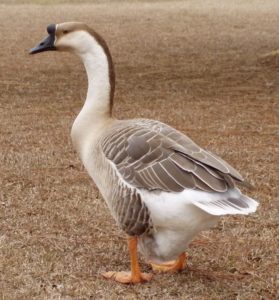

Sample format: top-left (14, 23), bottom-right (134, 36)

top-left (29, 22), bottom-right (108, 55)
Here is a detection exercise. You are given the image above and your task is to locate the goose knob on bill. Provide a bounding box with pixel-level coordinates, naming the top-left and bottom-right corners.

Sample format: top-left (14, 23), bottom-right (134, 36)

top-left (30, 22), bottom-right (259, 284)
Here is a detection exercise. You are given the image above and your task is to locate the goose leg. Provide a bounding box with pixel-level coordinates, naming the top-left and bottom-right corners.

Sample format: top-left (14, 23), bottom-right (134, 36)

top-left (150, 252), bottom-right (187, 273)
top-left (102, 236), bottom-right (153, 284)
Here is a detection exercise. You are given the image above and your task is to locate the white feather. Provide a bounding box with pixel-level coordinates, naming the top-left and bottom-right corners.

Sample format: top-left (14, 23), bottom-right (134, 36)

top-left (138, 187), bottom-right (258, 262)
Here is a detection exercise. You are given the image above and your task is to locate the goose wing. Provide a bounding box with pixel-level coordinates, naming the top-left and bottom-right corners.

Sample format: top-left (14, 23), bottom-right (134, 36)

top-left (101, 119), bottom-right (243, 193)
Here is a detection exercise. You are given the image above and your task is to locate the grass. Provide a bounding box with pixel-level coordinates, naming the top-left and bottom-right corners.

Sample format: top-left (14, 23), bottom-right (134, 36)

top-left (0, 0), bottom-right (279, 299)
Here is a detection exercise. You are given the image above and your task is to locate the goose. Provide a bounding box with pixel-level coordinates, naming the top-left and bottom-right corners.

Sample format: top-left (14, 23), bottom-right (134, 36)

top-left (30, 22), bottom-right (259, 284)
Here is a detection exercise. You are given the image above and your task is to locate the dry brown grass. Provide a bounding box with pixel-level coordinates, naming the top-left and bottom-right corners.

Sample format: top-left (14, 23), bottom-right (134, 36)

top-left (0, 1), bottom-right (278, 299)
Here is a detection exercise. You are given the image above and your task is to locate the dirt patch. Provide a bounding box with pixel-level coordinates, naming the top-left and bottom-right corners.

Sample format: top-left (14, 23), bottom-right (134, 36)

top-left (0, 1), bottom-right (278, 299)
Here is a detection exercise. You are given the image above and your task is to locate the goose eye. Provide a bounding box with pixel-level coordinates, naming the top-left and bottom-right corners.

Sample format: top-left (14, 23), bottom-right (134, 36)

top-left (63, 30), bottom-right (69, 34)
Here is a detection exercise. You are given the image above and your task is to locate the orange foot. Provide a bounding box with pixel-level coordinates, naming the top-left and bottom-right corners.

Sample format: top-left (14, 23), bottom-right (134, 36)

top-left (150, 252), bottom-right (187, 273)
top-left (102, 271), bottom-right (152, 284)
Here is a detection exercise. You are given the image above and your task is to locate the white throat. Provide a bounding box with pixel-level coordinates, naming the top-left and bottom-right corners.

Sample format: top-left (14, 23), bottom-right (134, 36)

top-left (70, 31), bottom-right (113, 157)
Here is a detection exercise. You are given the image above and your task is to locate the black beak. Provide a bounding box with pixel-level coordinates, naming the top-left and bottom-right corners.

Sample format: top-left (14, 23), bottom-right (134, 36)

top-left (29, 24), bottom-right (57, 55)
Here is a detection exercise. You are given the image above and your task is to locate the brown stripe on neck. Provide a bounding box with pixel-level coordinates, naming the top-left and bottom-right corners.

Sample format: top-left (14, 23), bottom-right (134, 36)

top-left (87, 28), bottom-right (115, 116)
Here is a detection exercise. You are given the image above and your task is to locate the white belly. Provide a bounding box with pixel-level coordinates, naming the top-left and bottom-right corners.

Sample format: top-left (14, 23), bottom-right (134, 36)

top-left (138, 189), bottom-right (219, 263)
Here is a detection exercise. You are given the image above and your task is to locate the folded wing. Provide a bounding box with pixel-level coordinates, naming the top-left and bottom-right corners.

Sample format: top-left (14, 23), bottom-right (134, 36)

top-left (101, 119), bottom-right (244, 194)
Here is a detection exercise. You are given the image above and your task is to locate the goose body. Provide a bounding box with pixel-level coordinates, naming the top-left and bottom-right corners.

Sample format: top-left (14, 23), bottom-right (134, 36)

top-left (30, 22), bottom-right (258, 283)
top-left (73, 116), bottom-right (257, 263)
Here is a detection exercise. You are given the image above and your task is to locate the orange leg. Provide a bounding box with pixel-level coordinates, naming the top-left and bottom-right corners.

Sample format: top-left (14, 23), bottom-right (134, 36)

top-left (150, 252), bottom-right (187, 273)
top-left (102, 236), bottom-right (153, 284)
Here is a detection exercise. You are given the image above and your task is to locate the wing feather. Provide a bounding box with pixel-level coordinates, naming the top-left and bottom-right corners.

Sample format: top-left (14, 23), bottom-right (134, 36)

top-left (101, 119), bottom-right (244, 193)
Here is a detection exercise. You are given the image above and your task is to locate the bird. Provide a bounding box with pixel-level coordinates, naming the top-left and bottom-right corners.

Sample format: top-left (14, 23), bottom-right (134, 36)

top-left (30, 22), bottom-right (258, 284)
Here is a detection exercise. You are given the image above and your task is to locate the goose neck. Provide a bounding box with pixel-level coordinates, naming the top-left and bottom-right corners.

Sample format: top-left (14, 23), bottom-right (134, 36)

top-left (71, 32), bottom-right (115, 156)
top-left (81, 50), bottom-right (113, 118)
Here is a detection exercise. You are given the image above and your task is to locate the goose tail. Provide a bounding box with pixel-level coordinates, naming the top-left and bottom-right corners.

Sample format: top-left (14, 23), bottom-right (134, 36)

top-left (191, 188), bottom-right (259, 216)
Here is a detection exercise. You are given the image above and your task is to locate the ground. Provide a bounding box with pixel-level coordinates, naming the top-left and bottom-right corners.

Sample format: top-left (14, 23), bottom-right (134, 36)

top-left (0, 0), bottom-right (278, 299)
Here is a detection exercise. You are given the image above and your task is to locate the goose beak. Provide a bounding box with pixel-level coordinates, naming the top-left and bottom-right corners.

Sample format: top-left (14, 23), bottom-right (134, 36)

top-left (29, 24), bottom-right (57, 54)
